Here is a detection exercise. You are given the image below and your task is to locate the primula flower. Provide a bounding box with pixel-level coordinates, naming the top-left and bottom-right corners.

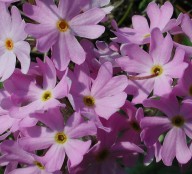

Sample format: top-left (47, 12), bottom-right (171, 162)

top-left (120, 101), bottom-right (144, 144)
top-left (69, 62), bottom-right (128, 119)
top-left (0, 3), bottom-right (30, 81)
top-left (19, 110), bottom-right (97, 171)
top-left (0, 140), bottom-right (61, 174)
top-left (173, 64), bottom-right (192, 99)
top-left (80, 40), bottom-right (122, 79)
top-left (70, 116), bottom-right (143, 174)
top-left (70, 141), bottom-right (141, 174)
top-left (0, 91), bottom-right (37, 140)
top-left (112, 1), bottom-right (181, 45)
top-left (141, 94), bottom-right (192, 166)
top-left (144, 142), bottom-right (162, 166)
top-left (0, 0), bottom-right (18, 2)
top-left (117, 28), bottom-right (188, 97)
top-left (82, 0), bottom-right (113, 14)
top-left (181, 14), bottom-right (192, 42)
top-left (4, 57), bottom-right (69, 117)
top-left (94, 41), bottom-right (122, 67)
top-left (80, 39), bottom-right (100, 75)
top-left (23, 0), bottom-right (105, 70)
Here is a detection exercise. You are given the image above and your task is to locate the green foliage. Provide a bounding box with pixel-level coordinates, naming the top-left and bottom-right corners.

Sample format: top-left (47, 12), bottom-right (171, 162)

top-left (182, 36), bottom-right (192, 46)
top-left (138, 0), bottom-right (153, 11)
top-left (0, 167), bottom-right (3, 174)
top-left (0, 83), bottom-right (3, 89)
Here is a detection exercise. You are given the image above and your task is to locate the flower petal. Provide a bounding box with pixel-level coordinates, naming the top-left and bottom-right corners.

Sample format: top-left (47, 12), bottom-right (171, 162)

top-left (65, 32), bottom-right (86, 65)
top-left (45, 144), bottom-right (65, 172)
top-left (19, 126), bottom-right (54, 151)
top-left (71, 25), bottom-right (105, 39)
top-left (14, 41), bottom-right (30, 74)
top-left (132, 15), bottom-right (149, 33)
top-left (176, 128), bottom-right (191, 164)
top-left (0, 52), bottom-right (16, 82)
top-left (65, 140), bottom-right (91, 167)
top-left (37, 57), bottom-right (56, 90)
top-left (70, 8), bottom-right (105, 25)
top-left (161, 128), bottom-right (176, 166)
top-left (52, 34), bottom-right (70, 71)
top-left (91, 62), bottom-right (112, 96)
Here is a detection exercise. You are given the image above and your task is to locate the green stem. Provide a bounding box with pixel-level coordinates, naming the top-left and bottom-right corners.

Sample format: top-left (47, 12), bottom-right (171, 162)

top-left (117, 0), bottom-right (134, 26)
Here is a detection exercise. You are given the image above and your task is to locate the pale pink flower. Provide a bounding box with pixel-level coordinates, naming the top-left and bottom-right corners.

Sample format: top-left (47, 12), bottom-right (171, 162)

top-left (0, 3), bottom-right (30, 81)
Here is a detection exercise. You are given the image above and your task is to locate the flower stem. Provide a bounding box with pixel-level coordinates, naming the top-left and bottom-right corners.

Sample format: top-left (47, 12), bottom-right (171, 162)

top-left (118, 0), bottom-right (134, 26)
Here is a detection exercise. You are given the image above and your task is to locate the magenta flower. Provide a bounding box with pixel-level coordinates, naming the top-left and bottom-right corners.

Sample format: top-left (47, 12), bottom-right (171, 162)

top-left (0, 140), bottom-right (61, 174)
top-left (70, 141), bottom-right (142, 174)
top-left (0, 91), bottom-right (37, 140)
top-left (69, 62), bottom-right (128, 119)
top-left (70, 116), bottom-right (143, 174)
top-left (181, 14), bottom-right (192, 42)
top-left (19, 110), bottom-right (96, 171)
top-left (117, 28), bottom-right (188, 97)
top-left (141, 94), bottom-right (192, 166)
top-left (23, 0), bottom-right (105, 70)
top-left (80, 40), bottom-right (122, 79)
top-left (174, 64), bottom-right (192, 99)
top-left (80, 39), bottom-right (101, 75)
top-left (82, 0), bottom-right (113, 14)
top-left (94, 41), bottom-right (122, 67)
top-left (120, 101), bottom-right (144, 144)
top-left (0, 0), bottom-right (18, 2)
top-left (4, 57), bottom-right (69, 117)
top-left (0, 3), bottom-right (30, 81)
top-left (144, 142), bottom-right (162, 166)
top-left (112, 1), bottom-right (181, 45)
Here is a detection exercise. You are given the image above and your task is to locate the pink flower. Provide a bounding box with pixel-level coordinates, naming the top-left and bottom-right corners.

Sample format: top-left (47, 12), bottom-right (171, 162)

top-left (117, 28), bottom-right (188, 98)
top-left (80, 40), bottom-right (122, 80)
top-left (0, 140), bottom-right (61, 174)
top-left (120, 101), bottom-right (144, 144)
top-left (4, 57), bottom-right (69, 117)
top-left (82, 0), bottom-right (113, 14)
top-left (70, 115), bottom-right (143, 174)
top-left (141, 94), bottom-right (192, 166)
top-left (112, 1), bottom-right (181, 45)
top-left (69, 62), bottom-right (128, 120)
top-left (181, 14), bottom-right (192, 42)
top-left (0, 3), bottom-right (30, 81)
top-left (174, 64), bottom-right (192, 99)
top-left (0, 91), bottom-right (37, 140)
top-left (0, 0), bottom-right (18, 3)
top-left (144, 142), bottom-right (162, 166)
top-left (94, 41), bottom-right (122, 67)
top-left (19, 110), bottom-right (97, 171)
top-left (23, 0), bottom-right (105, 70)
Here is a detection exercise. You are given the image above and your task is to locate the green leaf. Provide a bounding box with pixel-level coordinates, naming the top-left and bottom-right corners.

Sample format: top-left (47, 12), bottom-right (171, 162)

top-left (0, 83), bottom-right (3, 89)
top-left (139, 0), bottom-right (152, 10)
top-left (0, 167), bottom-right (4, 174)
top-left (182, 36), bottom-right (192, 46)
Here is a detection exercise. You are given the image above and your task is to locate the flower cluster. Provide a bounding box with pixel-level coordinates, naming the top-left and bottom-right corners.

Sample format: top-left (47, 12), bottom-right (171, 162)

top-left (0, 0), bottom-right (192, 173)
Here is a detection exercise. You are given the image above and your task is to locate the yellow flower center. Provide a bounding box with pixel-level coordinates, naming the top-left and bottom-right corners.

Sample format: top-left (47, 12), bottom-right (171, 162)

top-left (41, 91), bottom-right (52, 102)
top-left (171, 115), bottom-right (185, 127)
top-left (57, 19), bottom-right (69, 32)
top-left (83, 96), bottom-right (95, 107)
top-left (55, 132), bottom-right (68, 144)
top-left (34, 161), bottom-right (45, 170)
top-left (5, 38), bottom-right (14, 51)
top-left (144, 33), bottom-right (151, 38)
top-left (151, 65), bottom-right (163, 76)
